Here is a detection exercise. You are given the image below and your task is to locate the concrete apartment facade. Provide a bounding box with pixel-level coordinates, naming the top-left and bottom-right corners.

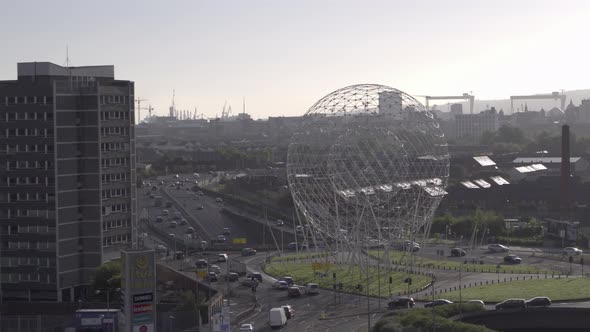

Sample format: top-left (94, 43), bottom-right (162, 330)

top-left (0, 62), bottom-right (137, 302)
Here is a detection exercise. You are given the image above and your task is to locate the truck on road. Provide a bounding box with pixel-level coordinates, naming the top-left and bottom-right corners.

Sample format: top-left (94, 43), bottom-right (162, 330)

top-left (229, 260), bottom-right (248, 276)
top-left (269, 307), bottom-right (287, 329)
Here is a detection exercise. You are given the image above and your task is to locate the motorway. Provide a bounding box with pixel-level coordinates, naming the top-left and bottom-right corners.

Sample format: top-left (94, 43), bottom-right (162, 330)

top-left (139, 173), bottom-right (590, 331)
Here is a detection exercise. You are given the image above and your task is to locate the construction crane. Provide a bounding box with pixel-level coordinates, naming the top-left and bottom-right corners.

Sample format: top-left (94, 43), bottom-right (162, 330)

top-left (510, 91), bottom-right (566, 113)
top-left (424, 93), bottom-right (475, 114)
top-left (135, 97), bottom-right (148, 124)
top-left (147, 104), bottom-right (154, 120)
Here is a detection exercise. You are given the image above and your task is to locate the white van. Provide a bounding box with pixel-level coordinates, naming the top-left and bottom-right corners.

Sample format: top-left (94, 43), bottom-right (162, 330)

top-left (269, 307), bottom-right (287, 329)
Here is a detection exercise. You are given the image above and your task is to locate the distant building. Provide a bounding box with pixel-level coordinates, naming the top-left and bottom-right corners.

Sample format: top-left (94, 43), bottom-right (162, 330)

top-left (454, 107), bottom-right (499, 140)
top-left (450, 103), bottom-right (463, 116)
top-left (0, 62), bottom-right (137, 302)
top-left (578, 100), bottom-right (590, 123)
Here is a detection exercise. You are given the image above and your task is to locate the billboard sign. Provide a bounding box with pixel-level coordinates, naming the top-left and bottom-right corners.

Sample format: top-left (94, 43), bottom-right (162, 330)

top-left (122, 249), bottom-right (157, 332)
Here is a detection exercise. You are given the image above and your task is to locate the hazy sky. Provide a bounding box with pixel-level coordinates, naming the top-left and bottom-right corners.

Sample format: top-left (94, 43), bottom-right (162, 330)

top-left (1, 0), bottom-right (590, 119)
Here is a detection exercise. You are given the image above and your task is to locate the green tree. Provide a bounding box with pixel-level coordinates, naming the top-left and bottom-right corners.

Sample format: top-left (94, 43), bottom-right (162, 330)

top-left (93, 261), bottom-right (122, 292)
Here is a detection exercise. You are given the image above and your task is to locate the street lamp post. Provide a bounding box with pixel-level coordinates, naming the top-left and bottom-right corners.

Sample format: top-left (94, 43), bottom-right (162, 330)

top-left (168, 315), bottom-right (175, 332)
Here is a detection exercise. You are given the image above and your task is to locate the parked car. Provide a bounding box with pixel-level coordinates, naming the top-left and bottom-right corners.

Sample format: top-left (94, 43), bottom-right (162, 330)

top-left (239, 324), bottom-right (254, 332)
top-left (223, 227), bottom-right (231, 235)
top-left (217, 253), bottom-right (228, 262)
top-left (488, 244), bottom-right (510, 252)
top-left (526, 296), bottom-right (551, 307)
top-left (467, 300), bottom-right (485, 307)
top-left (280, 276), bottom-right (294, 286)
top-left (504, 254), bottom-right (522, 264)
top-left (496, 298), bottom-right (526, 310)
top-left (451, 248), bottom-right (467, 257)
top-left (564, 247), bottom-right (583, 256)
top-left (281, 304), bottom-right (295, 319)
top-left (387, 296), bottom-right (415, 308)
top-left (248, 272), bottom-right (263, 282)
top-left (424, 299), bottom-right (453, 308)
top-left (195, 259), bottom-right (208, 268)
top-left (272, 280), bottom-right (289, 290)
top-left (242, 248), bottom-right (257, 256)
top-left (306, 283), bottom-right (319, 295)
top-left (288, 286), bottom-right (302, 297)
top-left (269, 307), bottom-right (287, 329)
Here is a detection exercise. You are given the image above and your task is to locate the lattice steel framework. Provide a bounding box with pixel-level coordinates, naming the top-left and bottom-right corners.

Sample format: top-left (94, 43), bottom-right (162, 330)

top-left (287, 84), bottom-right (450, 258)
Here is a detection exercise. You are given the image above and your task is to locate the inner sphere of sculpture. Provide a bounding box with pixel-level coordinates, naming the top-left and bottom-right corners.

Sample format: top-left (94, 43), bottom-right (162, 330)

top-left (287, 84), bottom-right (449, 243)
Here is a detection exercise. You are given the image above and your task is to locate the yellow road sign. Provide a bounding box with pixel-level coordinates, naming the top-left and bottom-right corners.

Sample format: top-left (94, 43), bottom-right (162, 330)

top-left (232, 238), bottom-right (247, 244)
top-left (197, 271), bottom-right (208, 279)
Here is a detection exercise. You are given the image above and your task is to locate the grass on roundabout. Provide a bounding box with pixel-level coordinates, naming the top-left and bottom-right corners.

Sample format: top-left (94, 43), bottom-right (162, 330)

top-left (369, 250), bottom-right (552, 274)
top-left (418, 277), bottom-right (590, 302)
top-left (264, 260), bottom-right (432, 298)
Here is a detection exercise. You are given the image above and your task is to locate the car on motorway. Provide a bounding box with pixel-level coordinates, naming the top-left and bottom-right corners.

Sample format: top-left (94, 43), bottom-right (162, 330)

top-left (216, 235), bottom-right (227, 243)
top-left (162, 209), bottom-right (169, 216)
top-left (488, 244), bottom-right (510, 252)
top-left (216, 197), bottom-right (223, 203)
top-left (200, 240), bottom-right (208, 249)
top-left (280, 276), bottom-right (294, 286)
top-left (155, 216), bottom-right (163, 223)
top-left (239, 324), bottom-right (254, 332)
top-left (495, 298), bottom-right (526, 310)
top-left (197, 205), bottom-right (204, 210)
top-left (174, 251), bottom-right (184, 259)
top-left (247, 273), bottom-right (263, 282)
top-left (222, 227), bottom-right (231, 235)
top-left (281, 305), bottom-right (295, 319)
top-left (170, 221), bottom-right (177, 228)
top-left (197, 191), bottom-right (204, 196)
top-left (424, 299), bottom-right (453, 308)
top-left (564, 247), bottom-right (583, 256)
top-left (451, 248), bottom-right (467, 257)
top-left (241, 248), bottom-right (257, 256)
top-left (223, 272), bottom-right (240, 282)
top-left (288, 286), bottom-right (302, 297)
top-left (217, 254), bottom-right (228, 262)
top-left (155, 245), bottom-right (167, 254)
top-left (269, 308), bottom-right (287, 329)
top-left (165, 201), bottom-right (173, 208)
top-left (275, 219), bottom-right (285, 226)
top-left (149, 193), bottom-right (155, 199)
top-left (503, 254), bottom-right (522, 264)
top-left (209, 265), bottom-right (221, 274)
top-left (195, 259), bottom-right (208, 268)
top-left (186, 226), bottom-right (195, 234)
top-left (173, 212), bottom-right (182, 220)
top-left (272, 280), bottom-right (289, 290)
top-left (387, 296), bottom-right (415, 309)
top-left (208, 272), bottom-right (218, 282)
top-left (295, 225), bottom-right (304, 234)
top-left (241, 278), bottom-right (259, 287)
top-left (526, 296), bottom-right (551, 307)
top-left (180, 218), bottom-right (188, 225)
top-left (467, 300), bottom-right (485, 307)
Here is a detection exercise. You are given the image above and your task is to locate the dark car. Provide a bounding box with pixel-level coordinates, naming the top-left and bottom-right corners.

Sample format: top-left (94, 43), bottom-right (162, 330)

top-left (504, 254), bottom-right (522, 264)
top-left (241, 278), bottom-right (259, 287)
top-left (195, 259), bottom-right (208, 268)
top-left (424, 299), bottom-right (453, 308)
top-left (208, 272), bottom-right (218, 282)
top-left (280, 276), bottom-right (294, 286)
top-left (248, 273), bottom-right (263, 283)
top-left (387, 297), bottom-right (415, 309)
top-left (496, 298), bottom-right (526, 310)
top-left (288, 286), bottom-right (302, 297)
top-left (242, 248), bottom-right (257, 256)
top-left (223, 272), bottom-right (239, 282)
top-left (451, 248), bottom-right (466, 257)
top-left (526, 297), bottom-right (551, 307)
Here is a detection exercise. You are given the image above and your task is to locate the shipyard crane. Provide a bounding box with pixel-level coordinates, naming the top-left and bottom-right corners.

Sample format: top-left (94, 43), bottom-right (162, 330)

top-left (135, 97), bottom-right (148, 124)
top-left (424, 93), bottom-right (475, 114)
top-left (510, 91), bottom-right (566, 113)
top-left (148, 104), bottom-right (154, 120)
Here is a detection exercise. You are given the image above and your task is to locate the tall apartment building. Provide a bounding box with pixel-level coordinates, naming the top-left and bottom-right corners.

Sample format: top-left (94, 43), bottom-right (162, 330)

top-left (0, 62), bottom-right (137, 302)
